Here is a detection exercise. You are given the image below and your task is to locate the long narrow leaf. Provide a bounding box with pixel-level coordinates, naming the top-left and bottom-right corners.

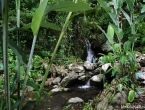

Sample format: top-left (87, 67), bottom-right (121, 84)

top-left (8, 39), bottom-right (27, 65)
top-left (41, 20), bottom-right (61, 31)
top-left (121, 9), bottom-right (132, 26)
top-left (31, 0), bottom-right (48, 36)
top-left (45, 1), bottom-right (91, 14)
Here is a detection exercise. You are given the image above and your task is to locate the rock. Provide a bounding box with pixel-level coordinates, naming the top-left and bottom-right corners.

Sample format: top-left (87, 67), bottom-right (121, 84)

top-left (78, 75), bottom-right (87, 81)
top-left (60, 71), bottom-right (78, 87)
top-left (26, 86), bottom-right (34, 92)
top-left (84, 61), bottom-right (96, 70)
top-left (36, 76), bottom-right (44, 82)
top-left (68, 63), bottom-right (85, 73)
top-left (90, 74), bottom-right (103, 87)
top-left (68, 97), bottom-right (84, 103)
top-left (97, 97), bottom-right (109, 110)
top-left (55, 66), bottom-right (68, 76)
top-left (52, 77), bottom-right (61, 85)
top-left (45, 78), bottom-right (54, 86)
top-left (110, 91), bottom-right (127, 105)
top-left (102, 63), bottom-right (111, 72)
top-left (93, 67), bottom-right (104, 75)
top-left (100, 41), bottom-right (112, 53)
top-left (63, 88), bottom-right (70, 91)
top-left (51, 88), bottom-right (62, 93)
top-left (78, 72), bottom-right (85, 76)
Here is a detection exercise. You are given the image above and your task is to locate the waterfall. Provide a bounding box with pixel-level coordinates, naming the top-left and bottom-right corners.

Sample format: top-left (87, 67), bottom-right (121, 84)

top-left (78, 79), bottom-right (91, 89)
top-left (85, 39), bottom-right (95, 63)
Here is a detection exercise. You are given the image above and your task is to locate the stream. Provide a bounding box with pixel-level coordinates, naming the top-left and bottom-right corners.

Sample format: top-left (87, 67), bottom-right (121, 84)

top-left (37, 86), bottom-right (102, 110)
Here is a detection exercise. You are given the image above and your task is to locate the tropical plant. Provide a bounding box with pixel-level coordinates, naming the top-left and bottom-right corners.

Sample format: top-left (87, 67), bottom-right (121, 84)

top-left (97, 0), bottom-right (144, 102)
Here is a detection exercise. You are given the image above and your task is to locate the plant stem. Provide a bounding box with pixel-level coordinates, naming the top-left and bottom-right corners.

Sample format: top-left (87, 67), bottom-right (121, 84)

top-left (2, 0), bottom-right (11, 109)
top-left (39, 0), bottom-right (78, 96)
top-left (16, 0), bottom-right (21, 109)
top-left (20, 35), bottom-right (37, 109)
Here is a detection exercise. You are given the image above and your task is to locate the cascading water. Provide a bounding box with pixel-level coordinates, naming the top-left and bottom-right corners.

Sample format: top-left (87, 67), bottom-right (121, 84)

top-left (78, 79), bottom-right (91, 89)
top-left (85, 39), bottom-right (95, 63)
top-left (78, 39), bottom-right (97, 89)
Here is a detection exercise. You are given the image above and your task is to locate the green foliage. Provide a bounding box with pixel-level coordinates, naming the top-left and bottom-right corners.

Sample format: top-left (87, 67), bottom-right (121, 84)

top-left (128, 90), bottom-right (135, 102)
top-left (83, 100), bottom-right (95, 110)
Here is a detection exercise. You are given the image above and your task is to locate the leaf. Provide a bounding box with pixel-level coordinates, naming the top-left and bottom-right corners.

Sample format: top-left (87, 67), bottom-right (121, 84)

top-left (11, 98), bottom-right (21, 110)
top-left (31, 0), bottom-right (48, 36)
top-left (123, 41), bottom-right (131, 51)
top-left (0, 63), bottom-right (3, 70)
top-left (128, 90), bottom-right (135, 102)
top-left (126, 0), bottom-right (135, 12)
top-left (41, 20), bottom-right (61, 31)
top-left (110, 24), bottom-right (123, 40)
top-left (8, 39), bottom-right (27, 65)
top-left (121, 9), bottom-right (132, 26)
top-left (45, 1), bottom-right (91, 15)
top-left (120, 55), bottom-right (127, 64)
top-left (141, 5), bottom-right (145, 13)
top-left (107, 25), bottom-right (114, 44)
top-left (118, 84), bottom-right (123, 92)
top-left (134, 12), bottom-right (145, 25)
top-left (97, 25), bottom-right (112, 44)
top-left (27, 80), bottom-right (39, 91)
top-left (135, 88), bottom-right (143, 92)
top-left (112, 43), bottom-right (121, 52)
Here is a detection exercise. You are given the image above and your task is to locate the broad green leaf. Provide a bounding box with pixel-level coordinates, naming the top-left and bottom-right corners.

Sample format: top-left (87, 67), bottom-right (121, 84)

top-left (123, 41), bottom-right (131, 51)
top-left (117, 0), bottom-right (124, 8)
top-left (120, 55), bottom-right (127, 64)
top-left (121, 9), bottom-right (132, 26)
top-left (110, 24), bottom-right (123, 40)
top-left (128, 90), bottom-right (135, 102)
top-left (0, 63), bottom-right (3, 70)
top-left (97, 25), bottom-right (110, 43)
top-left (8, 39), bottom-right (27, 65)
top-left (97, 0), bottom-right (110, 9)
top-left (107, 25), bottom-right (114, 44)
top-left (126, 0), bottom-right (135, 12)
top-left (45, 1), bottom-right (91, 14)
top-left (118, 84), bottom-right (123, 92)
top-left (41, 20), bottom-right (61, 31)
top-left (135, 88), bottom-right (143, 92)
top-left (31, 0), bottom-right (48, 36)
top-left (141, 5), bottom-right (145, 13)
top-left (134, 12), bottom-right (145, 25)
top-left (127, 51), bottom-right (135, 59)
top-left (112, 43), bottom-right (121, 52)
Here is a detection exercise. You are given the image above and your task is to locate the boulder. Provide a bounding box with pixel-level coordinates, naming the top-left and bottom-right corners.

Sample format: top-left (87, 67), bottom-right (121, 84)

top-left (55, 66), bottom-right (68, 76)
top-left (84, 61), bottom-right (96, 70)
top-left (68, 97), bottom-right (84, 103)
top-left (90, 74), bottom-right (104, 87)
top-left (51, 88), bottom-right (62, 93)
top-left (110, 91), bottom-right (127, 105)
top-left (68, 63), bottom-right (85, 73)
top-left (60, 71), bottom-right (79, 87)
top-left (52, 77), bottom-right (61, 85)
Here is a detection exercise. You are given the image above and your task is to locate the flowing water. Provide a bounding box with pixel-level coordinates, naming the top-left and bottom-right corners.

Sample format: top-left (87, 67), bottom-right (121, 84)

top-left (78, 79), bottom-right (91, 89)
top-left (85, 39), bottom-right (95, 63)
